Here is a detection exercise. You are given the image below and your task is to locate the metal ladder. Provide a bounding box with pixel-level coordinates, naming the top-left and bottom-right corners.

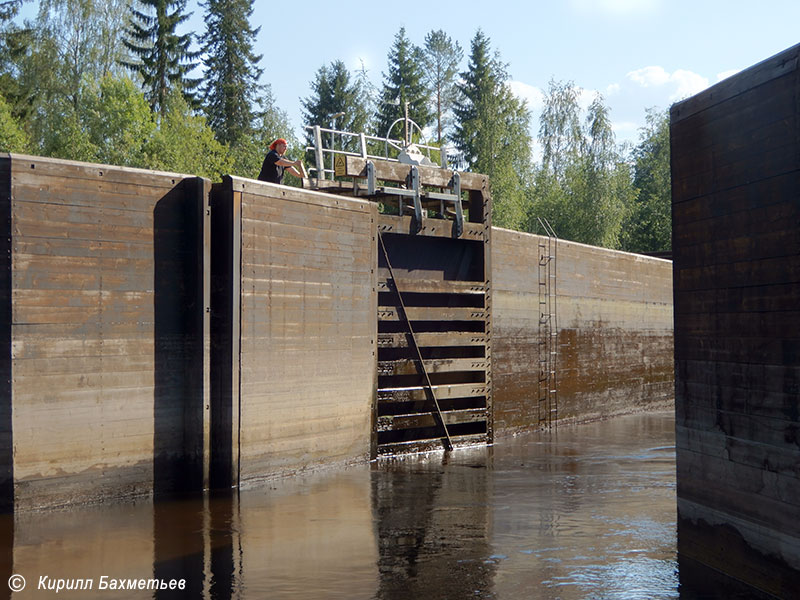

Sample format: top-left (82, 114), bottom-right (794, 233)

top-left (537, 217), bottom-right (558, 429)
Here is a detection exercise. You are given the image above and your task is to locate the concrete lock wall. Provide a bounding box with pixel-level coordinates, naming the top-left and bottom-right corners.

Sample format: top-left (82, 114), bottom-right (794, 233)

top-left (0, 154), bottom-right (210, 511)
top-left (209, 176), bottom-right (377, 485)
top-left (671, 43), bottom-right (800, 596)
top-left (2, 152), bottom-right (674, 509)
top-left (492, 228), bottom-right (674, 431)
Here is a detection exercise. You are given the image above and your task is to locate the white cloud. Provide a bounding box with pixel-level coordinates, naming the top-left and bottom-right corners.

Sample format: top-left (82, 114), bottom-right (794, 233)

top-left (670, 69), bottom-right (709, 101)
top-left (626, 66), bottom-right (709, 101)
top-left (606, 83), bottom-right (621, 96)
top-left (508, 80), bottom-right (545, 112)
top-left (569, 0), bottom-right (661, 17)
top-left (627, 65), bottom-right (671, 87)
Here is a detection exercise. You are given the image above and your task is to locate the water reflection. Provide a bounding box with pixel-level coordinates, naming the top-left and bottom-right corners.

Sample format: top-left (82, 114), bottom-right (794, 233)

top-left (4, 412), bottom-right (755, 599)
top-left (372, 450), bottom-right (496, 600)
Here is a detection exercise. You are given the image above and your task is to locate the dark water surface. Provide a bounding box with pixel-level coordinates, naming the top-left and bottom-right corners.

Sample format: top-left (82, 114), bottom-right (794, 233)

top-left (6, 412), bottom-right (698, 599)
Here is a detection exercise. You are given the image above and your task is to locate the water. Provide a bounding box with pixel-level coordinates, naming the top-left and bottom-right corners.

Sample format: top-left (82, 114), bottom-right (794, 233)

top-left (2, 412), bottom-right (721, 599)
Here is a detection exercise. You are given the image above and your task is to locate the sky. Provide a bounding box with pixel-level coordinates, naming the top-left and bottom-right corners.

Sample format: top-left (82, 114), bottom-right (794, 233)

top-left (17, 0), bottom-right (800, 153)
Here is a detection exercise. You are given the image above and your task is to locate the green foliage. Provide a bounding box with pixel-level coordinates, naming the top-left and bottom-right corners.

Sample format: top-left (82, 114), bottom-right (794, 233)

top-left (422, 29), bottom-right (462, 144)
top-left (37, 0), bottom-right (129, 90)
top-left (376, 27), bottom-right (432, 139)
top-left (200, 0), bottom-right (263, 146)
top-left (301, 59), bottom-right (372, 170)
top-left (230, 89), bottom-right (299, 181)
top-left (145, 88), bottom-right (232, 180)
top-left (621, 108), bottom-right (671, 253)
top-left (528, 80), bottom-right (636, 248)
top-left (452, 29), bottom-right (532, 230)
top-left (122, 0), bottom-right (199, 114)
top-left (0, 0), bottom-right (24, 22)
top-left (0, 91), bottom-right (29, 151)
top-left (83, 74), bottom-right (155, 167)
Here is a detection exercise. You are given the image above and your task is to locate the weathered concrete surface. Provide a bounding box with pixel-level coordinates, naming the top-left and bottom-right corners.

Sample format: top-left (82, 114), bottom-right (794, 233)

top-left (671, 42), bottom-right (800, 597)
top-left (210, 176), bottom-right (378, 485)
top-left (1, 154), bottom-right (210, 510)
top-left (1, 154), bottom-right (677, 509)
top-left (492, 228), bottom-right (674, 433)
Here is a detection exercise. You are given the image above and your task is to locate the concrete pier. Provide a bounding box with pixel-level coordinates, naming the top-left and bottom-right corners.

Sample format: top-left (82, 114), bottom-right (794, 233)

top-left (671, 43), bottom-right (800, 597)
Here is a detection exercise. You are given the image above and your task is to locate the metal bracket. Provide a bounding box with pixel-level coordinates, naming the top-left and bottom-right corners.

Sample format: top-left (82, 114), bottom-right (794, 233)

top-left (406, 165), bottom-right (422, 231)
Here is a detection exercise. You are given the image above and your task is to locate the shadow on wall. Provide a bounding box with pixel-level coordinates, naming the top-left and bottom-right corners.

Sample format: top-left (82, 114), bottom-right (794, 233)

top-left (153, 179), bottom-right (207, 499)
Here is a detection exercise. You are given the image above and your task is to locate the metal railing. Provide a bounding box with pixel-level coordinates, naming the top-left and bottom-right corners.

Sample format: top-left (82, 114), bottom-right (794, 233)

top-left (303, 124), bottom-right (448, 180)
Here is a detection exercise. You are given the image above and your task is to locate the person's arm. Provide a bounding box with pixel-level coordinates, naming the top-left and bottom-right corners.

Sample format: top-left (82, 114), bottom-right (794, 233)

top-left (278, 157), bottom-right (307, 178)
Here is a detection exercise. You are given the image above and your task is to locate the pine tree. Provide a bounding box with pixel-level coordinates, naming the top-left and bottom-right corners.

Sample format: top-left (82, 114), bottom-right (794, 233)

top-left (422, 30), bottom-right (462, 145)
top-left (375, 27), bottom-right (432, 140)
top-left (200, 0), bottom-right (262, 146)
top-left (122, 0), bottom-right (199, 114)
top-left (301, 60), bottom-right (371, 176)
top-left (452, 30), bottom-right (532, 229)
top-left (0, 0), bottom-right (23, 22)
top-left (302, 61), bottom-right (370, 137)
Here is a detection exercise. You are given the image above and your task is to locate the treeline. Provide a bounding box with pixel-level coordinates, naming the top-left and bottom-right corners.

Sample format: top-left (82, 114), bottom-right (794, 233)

top-left (0, 0), bottom-right (670, 253)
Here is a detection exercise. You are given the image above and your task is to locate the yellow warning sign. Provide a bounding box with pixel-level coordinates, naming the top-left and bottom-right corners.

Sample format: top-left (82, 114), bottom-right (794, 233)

top-left (334, 154), bottom-right (346, 177)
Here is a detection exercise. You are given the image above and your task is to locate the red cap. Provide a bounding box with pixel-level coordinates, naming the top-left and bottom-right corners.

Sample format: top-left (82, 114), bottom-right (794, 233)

top-left (270, 138), bottom-right (288, 150)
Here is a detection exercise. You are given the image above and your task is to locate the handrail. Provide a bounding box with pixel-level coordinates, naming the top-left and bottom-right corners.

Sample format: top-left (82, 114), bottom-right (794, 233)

top-left (303, 124), bottom-right (447, 179)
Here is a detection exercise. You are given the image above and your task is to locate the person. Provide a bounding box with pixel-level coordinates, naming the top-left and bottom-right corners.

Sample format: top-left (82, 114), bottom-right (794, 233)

top-left (257, 138), bottom-right (306, 184)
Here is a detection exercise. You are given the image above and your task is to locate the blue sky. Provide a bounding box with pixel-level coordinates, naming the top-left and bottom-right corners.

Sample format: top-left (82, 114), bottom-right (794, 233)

top-left (18, 0), bottom-right (800, 152)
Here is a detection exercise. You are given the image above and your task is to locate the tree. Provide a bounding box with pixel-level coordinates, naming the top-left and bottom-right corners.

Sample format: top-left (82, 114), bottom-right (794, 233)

top-left (35, 73), bottom-right (154, 165)
top-left (200, 0), bottom-right (263, 146)
top-left (301, 59), bottom-right (371, 170)
top-left (422, 29), bottom-right (462, 145)
top-left (229, 86), bottom-right (299, 182)
top-left (0, 0), bottom-right (25, 22)
top-left (0, 91), bottom-right (29, 151)
top-left (529, 80), bottom-right (635, 248)
top-left (375, 27), bottom-right (432, 140)
top-left (32, 0), bottom-right (130, 110)
top-left (537, 78), bottom-right (583, 177)
top-left (621, 108), bottom-right (671, 253)
top-left (145, 88), bottom-right (232, 180)
top-left (83, 74), bottom-right (156, 167)
top-left (122, 0), bottom-right (199, 114)
top-left (452, 29), bottom-right (532, 230)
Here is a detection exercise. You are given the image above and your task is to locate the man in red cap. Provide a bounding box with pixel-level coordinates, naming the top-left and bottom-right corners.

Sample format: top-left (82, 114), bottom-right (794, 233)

top-left (257, 138), bottom-right (306, 184)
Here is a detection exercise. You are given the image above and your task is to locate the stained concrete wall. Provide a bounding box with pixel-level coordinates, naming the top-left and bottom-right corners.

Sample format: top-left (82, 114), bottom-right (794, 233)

top-left (671, 43), bottom-right (800, 596)
top-left (492, 228), bottom-right (674, 432)
top-left (210, 176), bottom-right (378, 485)
top-left (0, 154), bottom-right (209, 511)
top-left (1, 153), bottom-right (675, 509)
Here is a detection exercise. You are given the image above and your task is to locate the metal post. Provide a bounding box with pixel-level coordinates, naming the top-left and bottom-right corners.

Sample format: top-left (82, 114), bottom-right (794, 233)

top-left (313, 126), bottom-right (324, 182)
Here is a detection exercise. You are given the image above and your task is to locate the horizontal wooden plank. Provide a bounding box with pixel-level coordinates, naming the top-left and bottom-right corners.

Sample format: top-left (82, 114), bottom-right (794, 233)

top-left (345, 156), bottom-right (488, 191)
top-left (376, 213), bottom-right (485, 240)
top-left (378, 408), bottom-right (487, 431)
top-left (378, 357), bottom-right (489, 376)
top-left (377, 278), bottom-right (486, 295)
top-left (378, 332), bottom-right (487, 348)
top-left (377, 383), bottom-right (488, 403)
top-left (377, 306), bottom-right (487, 321)
top-left (9, 153), bottom-right (198, 188)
